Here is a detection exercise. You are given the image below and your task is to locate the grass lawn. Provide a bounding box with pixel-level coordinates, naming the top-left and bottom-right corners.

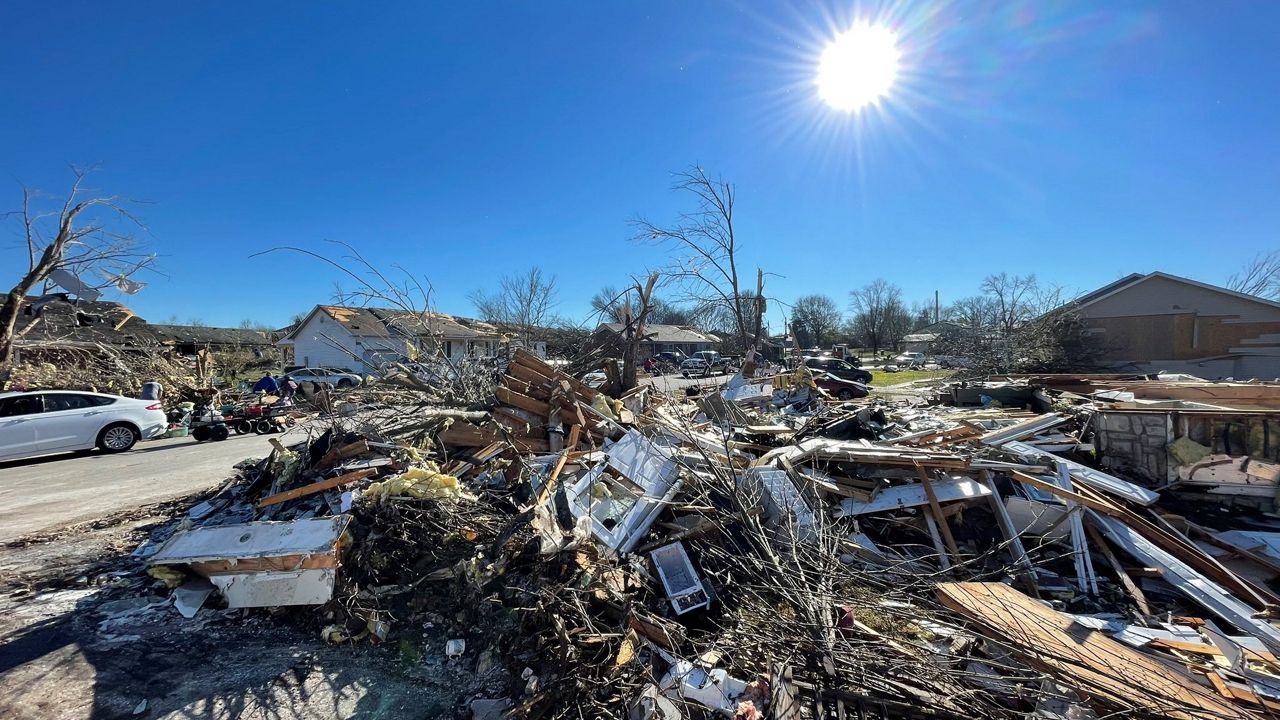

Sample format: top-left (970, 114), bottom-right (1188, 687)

top-left (869, 368), bottom-right (954, 386)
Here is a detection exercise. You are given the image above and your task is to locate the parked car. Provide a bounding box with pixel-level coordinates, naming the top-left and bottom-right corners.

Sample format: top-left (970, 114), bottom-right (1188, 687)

top-left (285, 367), bottom-right (363, 389)
top-left (680, 357), bottom-right (712, 378)
top-left (0, 390), bottom-right (167, 462)
top-left (803, 356), bottom-right (872, 384)
top-left (892, 352), bottom-right (926, 370)
top-left (811, 371), bottom-right (870, 401)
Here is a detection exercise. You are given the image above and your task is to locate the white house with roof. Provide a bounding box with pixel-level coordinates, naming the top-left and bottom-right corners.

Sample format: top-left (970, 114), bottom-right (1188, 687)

top-left (277, 305), bottom-right (508, 373)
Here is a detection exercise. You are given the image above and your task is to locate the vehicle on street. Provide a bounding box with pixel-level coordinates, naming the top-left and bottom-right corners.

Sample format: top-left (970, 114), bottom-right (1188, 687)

top-left (682, 350), bottom-right (731, 377)
top-left (892, 352), bottom-right (926, 370)
top-left (811, 371), bottom-right (870, 401)
top-left (0, 390), bottom-right (167, 462)
top-left (680, 357), bottom-right (712, 378)
top-left (285, 367), bottom-right (363, 389)
top-left (803, 356), bottom-right (873, 384)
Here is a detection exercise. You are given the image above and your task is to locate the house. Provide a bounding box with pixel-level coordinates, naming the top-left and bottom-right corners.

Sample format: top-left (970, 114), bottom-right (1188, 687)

top-left (591, 323), bottom-right (720, 360)
top-left (901, 321), bottom-right (972, 356)
top-left (3, 294), bottom-right (160, 361)
top-left (277, 305), bottom-right (528, 373)
top-left (150, 324), bottom-right (277, 357)
top-left (1065, 272), bottom-right (1280, 379)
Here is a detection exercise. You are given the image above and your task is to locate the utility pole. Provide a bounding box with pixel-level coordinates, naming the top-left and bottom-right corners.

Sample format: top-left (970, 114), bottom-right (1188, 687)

top-left (934, 290), bottom-right (940, 324)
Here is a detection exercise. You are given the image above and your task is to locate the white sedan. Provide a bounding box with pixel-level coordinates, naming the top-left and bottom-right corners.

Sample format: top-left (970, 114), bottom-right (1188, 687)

top-left (0, 390), bottom-right (167, 462)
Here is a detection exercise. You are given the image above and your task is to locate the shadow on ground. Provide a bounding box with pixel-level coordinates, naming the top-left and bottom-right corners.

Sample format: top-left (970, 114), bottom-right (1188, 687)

top-left (0, 497), bottom-right (465, 719)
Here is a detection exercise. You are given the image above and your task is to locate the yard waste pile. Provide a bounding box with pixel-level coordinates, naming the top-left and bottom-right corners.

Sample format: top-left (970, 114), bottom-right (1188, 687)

top-left (126, 352), bottom-right (1280, 718)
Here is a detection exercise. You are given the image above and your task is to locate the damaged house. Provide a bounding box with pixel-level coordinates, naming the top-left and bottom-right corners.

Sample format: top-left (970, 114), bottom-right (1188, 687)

top-left (149, 324), bottom-right (277, 358)
top-left (2, 293), bottom-right (159, 361)
top-left (591, 323), bottom-right (719, 360)
top-left (277, 304), bottom-right (547, 373)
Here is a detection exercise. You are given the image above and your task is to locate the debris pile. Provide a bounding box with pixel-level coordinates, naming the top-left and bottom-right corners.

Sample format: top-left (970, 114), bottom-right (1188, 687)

top-left (130, 358), bottom-right (1280, 718)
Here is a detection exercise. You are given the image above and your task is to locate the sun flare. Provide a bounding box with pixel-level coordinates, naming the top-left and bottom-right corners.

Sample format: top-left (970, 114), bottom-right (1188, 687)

top-left (816, 22), bottom-right (901, 111)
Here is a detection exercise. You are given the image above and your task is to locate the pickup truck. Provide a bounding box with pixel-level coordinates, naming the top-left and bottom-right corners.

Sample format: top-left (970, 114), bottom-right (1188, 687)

top-left (681, 351), bottom-right (733, 378)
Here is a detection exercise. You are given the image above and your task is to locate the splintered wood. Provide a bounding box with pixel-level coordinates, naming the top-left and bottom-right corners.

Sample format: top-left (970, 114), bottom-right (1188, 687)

top-left (937, 581), bottom-right (1251, 719)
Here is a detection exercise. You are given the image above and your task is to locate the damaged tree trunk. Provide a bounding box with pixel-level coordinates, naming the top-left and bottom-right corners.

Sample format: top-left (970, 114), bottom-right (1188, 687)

top-left (620, 272), bottom-right (660, 394)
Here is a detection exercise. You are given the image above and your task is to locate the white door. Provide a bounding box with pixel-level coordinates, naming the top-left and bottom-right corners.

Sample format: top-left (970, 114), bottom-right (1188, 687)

top-left (0, 394), bottom-right (43, 460)
top-left (34, 393), bottom-right (115, 451)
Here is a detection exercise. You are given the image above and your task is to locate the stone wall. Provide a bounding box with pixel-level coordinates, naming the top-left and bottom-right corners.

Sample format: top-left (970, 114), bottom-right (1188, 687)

top-left (1096, 412), bottom-right (1172, 484)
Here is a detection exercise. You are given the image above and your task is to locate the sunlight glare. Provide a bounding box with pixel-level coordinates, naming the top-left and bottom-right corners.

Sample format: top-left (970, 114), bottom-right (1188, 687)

top-left (816, 22), bottom-right (901, 111)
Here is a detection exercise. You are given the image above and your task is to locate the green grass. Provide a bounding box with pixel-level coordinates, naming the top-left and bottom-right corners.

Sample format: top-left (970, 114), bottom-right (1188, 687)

top-left (869, 368), bottom-right (954, 386)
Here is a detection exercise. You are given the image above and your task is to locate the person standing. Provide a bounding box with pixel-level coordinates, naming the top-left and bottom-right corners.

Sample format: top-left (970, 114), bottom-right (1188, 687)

top-left (252, 373), bottom-right (280, 395)
top-left (140, 380), bottom-right (163, 402)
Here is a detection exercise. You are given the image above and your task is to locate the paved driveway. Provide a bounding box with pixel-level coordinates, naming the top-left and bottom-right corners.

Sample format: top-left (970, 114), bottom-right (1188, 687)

top-left (0, 431), bottom-right (290, 541)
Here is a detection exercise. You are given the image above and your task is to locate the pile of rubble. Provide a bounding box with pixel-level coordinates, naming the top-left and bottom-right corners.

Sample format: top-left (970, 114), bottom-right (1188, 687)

top-left (125, 352), bottom-right (1280, 718)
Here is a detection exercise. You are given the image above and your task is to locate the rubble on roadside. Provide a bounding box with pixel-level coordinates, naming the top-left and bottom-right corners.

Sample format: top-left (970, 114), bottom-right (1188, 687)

top-left (100, 352), bottom-right (1280, 718)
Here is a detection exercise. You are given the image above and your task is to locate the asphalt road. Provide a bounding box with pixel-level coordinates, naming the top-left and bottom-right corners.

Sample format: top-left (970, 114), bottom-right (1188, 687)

top-left (0, 431), bottom-right (290, 542)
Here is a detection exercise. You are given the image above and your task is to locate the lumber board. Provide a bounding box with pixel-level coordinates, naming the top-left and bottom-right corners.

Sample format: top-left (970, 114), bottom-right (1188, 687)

top-left (256, 469), bottom-right (376, 508)
top-left (937, 582), bottom-right (1248, 719)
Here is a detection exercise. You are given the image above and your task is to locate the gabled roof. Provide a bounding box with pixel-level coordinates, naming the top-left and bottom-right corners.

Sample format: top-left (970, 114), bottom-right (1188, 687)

top-left (369, 309), bottom-right (499, 339)
top-left (1068, 272), bottom-right (1280, 313)
top-left (318, 305), bottom-right (392, 337)
top-left (278, 304), bottom-right (505, 343)
top-left (599, 323), bottom-right (720, 344)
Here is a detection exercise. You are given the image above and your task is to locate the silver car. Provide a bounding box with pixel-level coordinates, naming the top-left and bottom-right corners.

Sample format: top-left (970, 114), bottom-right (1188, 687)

top-left (0, 390), bottom-right (167, 462)
top-left (285, 367), bottom-right (363, 389)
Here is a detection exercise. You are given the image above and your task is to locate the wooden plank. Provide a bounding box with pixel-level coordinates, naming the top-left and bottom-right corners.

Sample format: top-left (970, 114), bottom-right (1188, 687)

top-left (505, 362), bottom-right (556, 398)
top-left (439, 422), bottom-right (549, 453)
top-left (936, 582), bottom-right (1246, 719)
top-left (512, 349), bottom-right (598, 400)
top-left (1085, 523), bottom-right (1151, 615)
top-left (319, 439), bottom-right (369, 468)
top-left (915, 463), bottom-right (961, 563)
top-left (256, 469), bottom-right (376, 508)
top-left (1011, 471), bottom-right (1127, 519)
top-left (1149, 638), bottom-right (1226, 657)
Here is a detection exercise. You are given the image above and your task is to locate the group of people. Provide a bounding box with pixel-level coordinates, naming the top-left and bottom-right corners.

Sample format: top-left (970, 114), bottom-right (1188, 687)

top-left (253, 373), bottom-right (299, 400)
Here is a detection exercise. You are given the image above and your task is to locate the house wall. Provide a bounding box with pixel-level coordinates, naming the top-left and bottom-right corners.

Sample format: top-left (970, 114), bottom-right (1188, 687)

top-left (1079, 276), bottom-right (1280, 377)
top-left (289, 313), bottom-right (400, 373)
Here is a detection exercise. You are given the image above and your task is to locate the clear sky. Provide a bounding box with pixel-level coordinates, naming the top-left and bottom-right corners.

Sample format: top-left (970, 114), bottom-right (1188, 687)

top-left (2, 1), bottom-right (1278, 330)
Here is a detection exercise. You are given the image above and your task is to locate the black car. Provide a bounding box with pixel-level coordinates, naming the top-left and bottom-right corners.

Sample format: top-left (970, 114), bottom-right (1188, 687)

top-left (803, 356), bottom-right (872, 384)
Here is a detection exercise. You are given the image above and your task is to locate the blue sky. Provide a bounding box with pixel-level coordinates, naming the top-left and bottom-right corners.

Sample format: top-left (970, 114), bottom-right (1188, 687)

top-left (2, 1), bottom-right (1278, 330)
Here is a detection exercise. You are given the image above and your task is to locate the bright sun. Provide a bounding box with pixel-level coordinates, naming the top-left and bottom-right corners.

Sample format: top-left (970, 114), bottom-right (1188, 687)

top-left (816, 22), bottom-right (901, 111)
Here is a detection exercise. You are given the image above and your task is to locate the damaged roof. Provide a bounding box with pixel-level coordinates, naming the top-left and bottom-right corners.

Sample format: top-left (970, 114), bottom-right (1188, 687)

top-left (150, 324), bottom-right (275, 347)
top-left (599, 323), bottom-right (720, 344)
top-left (5, 294), bottom-right (159, 348)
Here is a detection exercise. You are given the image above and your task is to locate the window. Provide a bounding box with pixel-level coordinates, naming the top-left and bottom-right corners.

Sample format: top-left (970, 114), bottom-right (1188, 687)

top-left (0, 395), bottom-right (42, 417)
top-left (41, 394), bottom-right (116, 411)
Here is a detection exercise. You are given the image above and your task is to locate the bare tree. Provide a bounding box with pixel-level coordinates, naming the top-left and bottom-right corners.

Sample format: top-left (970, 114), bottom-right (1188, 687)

top-left (0, 169), bottom-right (155, 363)
top-left (848, 279), bottom-right (907, 355)
top-left (945, 295), bottom-right (998, 329)
top-left (633, 167), bottom-right (766, 350)
top-left (981, 272), bottom-right (1039, 336)
top-left (790, 294), bottom-right (842, 348)
top-left (1228, 251), bottom-right (1280, 299)
top-left (468, 266), bottom-right (560, 345)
